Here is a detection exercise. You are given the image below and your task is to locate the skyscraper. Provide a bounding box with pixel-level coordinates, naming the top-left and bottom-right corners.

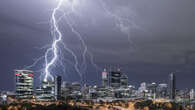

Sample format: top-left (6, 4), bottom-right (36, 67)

top-left (110, 68), bottom-right (121, 88)
top-left (169, 73), bottom-right (176, 100)
top-left (41, 80), bottom-right (55, 101)
top-left (15, 70), bottom-right (33, 99)
top-left (55, 75), bottom-right (62, 100)
top-left (120, 74), bottom-right (128, 88)
top-left (35, 79), bottom-right (55, 101)
top-left (157, 83), bottom-right (168, 98)
top-left (190, 89), bottom-right (194, 100)
top-left (102, 69), bottom-right (108, 88)
top-left (72, 82), bottom-right (81, 91)
top-left (61, 82), bottom-right (71, 98)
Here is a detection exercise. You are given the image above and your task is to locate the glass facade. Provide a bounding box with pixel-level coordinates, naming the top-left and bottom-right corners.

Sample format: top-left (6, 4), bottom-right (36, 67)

top-left (15, 70), bottom-right (33, 99)
top-left (110, 72), bottom-right (121, 88)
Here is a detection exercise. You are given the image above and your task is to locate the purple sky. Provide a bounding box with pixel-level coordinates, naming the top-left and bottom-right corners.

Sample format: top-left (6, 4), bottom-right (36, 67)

top-left (0, 0), bottom-right (195, 90)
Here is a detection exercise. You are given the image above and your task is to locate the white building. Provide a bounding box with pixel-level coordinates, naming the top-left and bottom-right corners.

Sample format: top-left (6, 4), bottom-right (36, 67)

top-left (190, 89), bottom-right (194, 100)
top-left (15, 70), bottom-right (33, 99)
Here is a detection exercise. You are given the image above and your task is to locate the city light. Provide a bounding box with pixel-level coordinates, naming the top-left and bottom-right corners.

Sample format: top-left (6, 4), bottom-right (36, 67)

top-left (0, 0), bottom-right (195, 110)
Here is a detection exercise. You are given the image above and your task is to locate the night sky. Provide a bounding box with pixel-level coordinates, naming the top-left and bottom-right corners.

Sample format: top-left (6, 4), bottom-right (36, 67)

top-left (0, 0), bottom-right (195, 91)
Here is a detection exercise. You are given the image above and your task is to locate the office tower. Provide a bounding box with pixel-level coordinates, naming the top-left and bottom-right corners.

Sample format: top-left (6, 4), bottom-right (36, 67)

top-left (55, 75), bottom-right (62, 100)
top-left (120, 74), bottom-right (128, 88)
top-left (72, 82), bottom-right (81, 92)
top-left (61, 82), bottom-right (71, 98)
top-left (147, 82), bottom-right (157, 99)
top-left (147, 83), bottom-right (157, 93)
top-left (190, 89), bottom-right (194, 100)
top-left (82, 84), bottom-right (89, 99)
top-left (138, 82), bottom-right (148, 93)
top-left (102, 68), bottom-right (108, 88)
top-left (15, 70), bottom-right (33, 99)
top-left (35, 87), bottom-right (44, 101)
top-left (110, 68), bottom-right (121, 88)
top-left (41, 80), bottom-right (55, 101)
top-left (157, 83), bottom-right (168, 98)
top-left (62, 81), bottom-right (70, 89)
top-left (35, 79), bottom-right (55, 101)
top-left (71, 82), bottom-right (82, 99)
top-left (169, 73), bottom-right (176, 100)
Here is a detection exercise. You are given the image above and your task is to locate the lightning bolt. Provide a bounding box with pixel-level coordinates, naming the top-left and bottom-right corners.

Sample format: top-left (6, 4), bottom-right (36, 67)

top-left (64, 16), bottom-right (102, 83)
top-left (99, 0), bottom-right (139, 49)
top-left (61, 2), bottom-right (102, 84)
top-left (43, 0), bottom-right (64, 82)
top-left (42, 0), bottom-right (101, 84)
top-left (24, 0), bottom-right (132, 84)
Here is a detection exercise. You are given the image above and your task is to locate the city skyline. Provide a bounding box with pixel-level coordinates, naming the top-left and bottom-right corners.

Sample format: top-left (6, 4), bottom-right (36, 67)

top-left (12, 68), bottom-right (193, 102)
top-left (0, 0), bottom-right (195, 91)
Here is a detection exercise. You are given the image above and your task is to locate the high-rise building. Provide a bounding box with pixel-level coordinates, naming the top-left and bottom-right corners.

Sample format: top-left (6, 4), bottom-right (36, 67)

top-left (157, 83), bottom-right (168, 98)
top-left (110, 68), bottom-right (121, 88)
top-left (120, 74), bottom-right (128, 88)
top-left (169, 73), bottom-right (176, 100)
top-left (71, 82), bottom-right (82, 99)
top-left (82, 84), bottom-right (89, 99)
top-left (190, 89), bottom-right (194, 100)
top-left (102, 69), bottom-right (109, 88)
top-left (147, 83), bottom-right (157, 93)
top-left (55, 75), bottom-right (62, 100)
top-left (72, 82), bottom-right (81, 92)
top-left (36, 81), bottom-right (55, 101)
top-left (61, 82), bottom-right (71, 98)
top-left (138, 82), bottom-right (148, 93)
top-left (15, 70), bottom-right (33, 99)
top-left (147, 82), bottom-right (157, 99)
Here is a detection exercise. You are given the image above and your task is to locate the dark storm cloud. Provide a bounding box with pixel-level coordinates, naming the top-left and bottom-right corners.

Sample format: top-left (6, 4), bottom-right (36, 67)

top-left (0, 0), bottom-right (195, 90)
